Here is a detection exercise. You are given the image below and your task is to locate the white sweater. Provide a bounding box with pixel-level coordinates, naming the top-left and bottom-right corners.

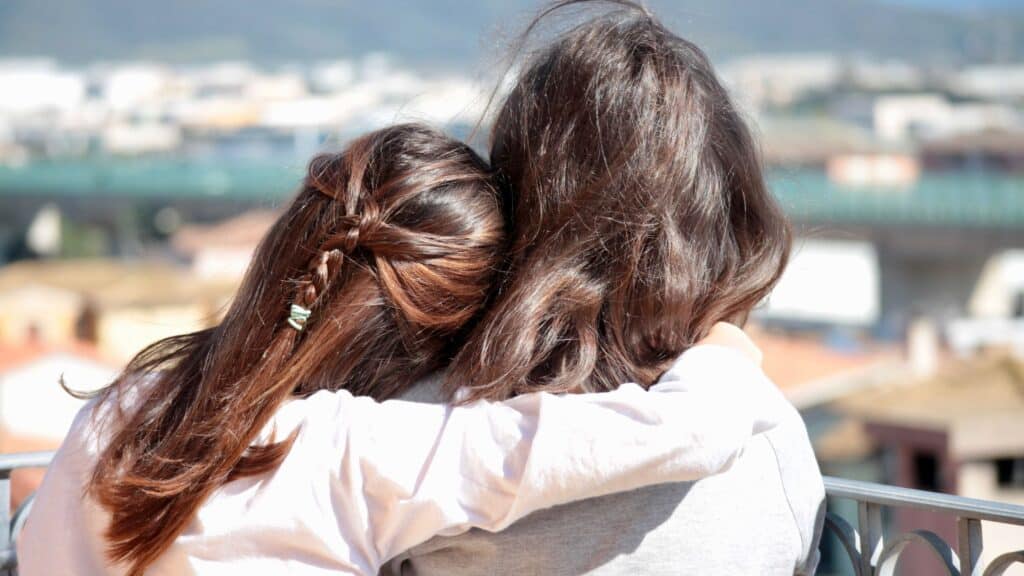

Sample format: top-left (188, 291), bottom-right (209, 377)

top-left (17, 346), bottom-right (787, 575)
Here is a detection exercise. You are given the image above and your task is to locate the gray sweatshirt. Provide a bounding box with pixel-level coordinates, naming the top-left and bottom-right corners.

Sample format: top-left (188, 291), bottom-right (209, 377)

top-left (382, 382), bottom-right (825, 576)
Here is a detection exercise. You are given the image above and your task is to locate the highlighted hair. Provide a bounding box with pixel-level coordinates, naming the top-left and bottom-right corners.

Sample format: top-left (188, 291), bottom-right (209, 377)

top-left (448, 1), bottom-right (792, 400)
top-left (87, 124), bottom-right (504, 575)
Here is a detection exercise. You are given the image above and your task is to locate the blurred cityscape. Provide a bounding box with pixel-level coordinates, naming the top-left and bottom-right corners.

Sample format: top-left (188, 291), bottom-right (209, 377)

top-left (2, 1), bottom-right (1024, 574)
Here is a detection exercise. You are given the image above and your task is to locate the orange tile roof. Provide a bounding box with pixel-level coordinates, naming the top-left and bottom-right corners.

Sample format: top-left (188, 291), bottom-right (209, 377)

top-left (0, 340), bottom-right (118, 372)
top-left (750, 327), bottom-right (900, 392)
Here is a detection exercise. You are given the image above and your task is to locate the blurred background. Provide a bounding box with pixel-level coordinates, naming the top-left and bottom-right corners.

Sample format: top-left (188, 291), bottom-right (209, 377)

top-left (1, 0), bottom-right (1023, 573)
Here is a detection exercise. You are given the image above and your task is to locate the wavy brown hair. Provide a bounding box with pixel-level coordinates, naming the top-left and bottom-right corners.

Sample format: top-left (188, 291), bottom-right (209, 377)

top-left (447, 1), bottom-right (792, 401)
top-left (85, 124), bottom-right (504, 575)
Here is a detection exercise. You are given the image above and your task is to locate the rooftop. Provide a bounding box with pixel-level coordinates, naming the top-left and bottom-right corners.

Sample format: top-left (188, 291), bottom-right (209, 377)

top-left (829, 350), bottom-right (1024, 459)
top-left (172, 209), bottom-right (279, 255)
top-left (0, 259), bottom-right (237, 308)
top-left (0, 340), bottom-right (115, 372)
top-left (751, 328), bottom-right (900, 395)
top-left (835, 351), bottom-right (1024, 427)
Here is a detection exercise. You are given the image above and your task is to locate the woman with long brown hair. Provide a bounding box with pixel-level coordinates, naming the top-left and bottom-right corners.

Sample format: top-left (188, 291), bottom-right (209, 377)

top-left (18, 123), bottom-right (785, 575)
top-left (384, 2), bottom-right (824, 575)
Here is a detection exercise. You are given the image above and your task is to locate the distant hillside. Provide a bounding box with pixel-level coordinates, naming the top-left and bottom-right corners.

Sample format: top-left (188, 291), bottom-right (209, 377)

top-left (0, 0), bottom-right (1021, 66)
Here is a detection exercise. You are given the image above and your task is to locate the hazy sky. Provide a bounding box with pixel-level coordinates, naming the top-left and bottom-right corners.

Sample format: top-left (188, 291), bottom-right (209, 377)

top-left (884, 0), bottom-right (1022, 9)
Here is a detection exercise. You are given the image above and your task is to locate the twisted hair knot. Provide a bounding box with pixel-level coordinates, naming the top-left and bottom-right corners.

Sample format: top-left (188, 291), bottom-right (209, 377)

top-left (323, 199), bottom-right (384, 255)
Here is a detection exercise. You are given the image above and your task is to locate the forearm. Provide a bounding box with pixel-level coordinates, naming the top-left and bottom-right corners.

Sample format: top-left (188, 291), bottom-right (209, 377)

top-left (363, 345), bottom-right (786, 561)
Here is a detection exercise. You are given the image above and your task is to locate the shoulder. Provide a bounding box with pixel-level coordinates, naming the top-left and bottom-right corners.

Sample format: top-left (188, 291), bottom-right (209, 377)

top-left (60, 392), bottom-right (118, 460)
top-left (68, 375), bottom-right (153, 454)
top-left (763, 405), bottom-right (826, 575)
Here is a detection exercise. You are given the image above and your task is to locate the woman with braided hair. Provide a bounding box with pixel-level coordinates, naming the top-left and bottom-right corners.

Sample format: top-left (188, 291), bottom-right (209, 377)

top-left (18, 123), bottom-right (784, 575)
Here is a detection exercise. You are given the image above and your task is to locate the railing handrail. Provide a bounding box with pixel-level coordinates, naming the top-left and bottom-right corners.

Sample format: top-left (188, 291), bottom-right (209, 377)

top-left (0, 452), bottom-right (1021, 574)
top-left (0, 452), bottom-right (54, 473)
top-left (0, 452), bottom-right (1022, 525)
top-left (824, 476), bottom-right (1024, 526)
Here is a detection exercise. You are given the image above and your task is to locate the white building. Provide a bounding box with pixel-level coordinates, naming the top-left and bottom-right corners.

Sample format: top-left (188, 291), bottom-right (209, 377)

top-left (952, 65), bottom-right (1024, 101)
top-left (846, 58), bottom-right (923, 91)
top-left (948, 250), bottom-right (1024, 356)
top-left (758, 238), bottom-right (881, 326)
top-left (0, 59), bottom-right (85, 117)
top-left (102, 122), bottom-right (183, 155)
top-left (720, 54), bottom-right (842, 109)
top-left (0, 343), bottom-right (116, 447)
top-left (874, 94), bottom-right (1022, 142)
top-left (100, 64), bottom-right (176, 112)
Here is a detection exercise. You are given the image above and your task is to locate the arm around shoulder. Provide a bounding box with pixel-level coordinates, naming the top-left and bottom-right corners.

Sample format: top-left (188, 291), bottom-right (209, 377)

top-left (288, 343), bottom-right (789, 568)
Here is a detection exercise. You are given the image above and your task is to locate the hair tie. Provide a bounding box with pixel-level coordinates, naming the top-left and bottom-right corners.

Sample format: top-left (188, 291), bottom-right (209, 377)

top-left (287, 304), bottom-right (312, 331)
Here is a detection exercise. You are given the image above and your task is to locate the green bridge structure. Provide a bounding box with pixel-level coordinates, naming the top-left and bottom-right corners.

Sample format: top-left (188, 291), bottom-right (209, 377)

top-left (3, 158), bottom-right (1024, 333)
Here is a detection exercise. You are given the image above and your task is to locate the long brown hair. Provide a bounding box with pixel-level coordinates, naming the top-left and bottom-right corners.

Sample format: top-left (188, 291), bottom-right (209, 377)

top-left (86, 124), bottom-right (504, 575)
top-left (448, 1), bottom-right (792, 401)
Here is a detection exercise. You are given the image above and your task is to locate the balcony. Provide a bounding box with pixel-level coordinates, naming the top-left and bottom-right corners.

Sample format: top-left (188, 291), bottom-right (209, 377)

top-left (0, 452), bottom-right (1021, 575)
top-left (823, 476), bottom-right (1024, 575)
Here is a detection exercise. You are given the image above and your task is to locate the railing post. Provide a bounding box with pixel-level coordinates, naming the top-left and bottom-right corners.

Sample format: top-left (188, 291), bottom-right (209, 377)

top-left (0, 452), bottom-right (57, 574)
top-left (958, 517), bottom-right (983, 576)
top-left (858, 501), bottom-right (884, 575)
top-left (0, 468), bottom-right (10, 576)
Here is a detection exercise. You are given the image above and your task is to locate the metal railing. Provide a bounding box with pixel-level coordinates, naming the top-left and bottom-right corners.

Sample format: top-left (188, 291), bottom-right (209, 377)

top-left (0, 452), bottom-right (1021, 575)
top-left (0, 451), bottom-right (54, 575)
top-left (823, 476), bottom-right (1024, 575)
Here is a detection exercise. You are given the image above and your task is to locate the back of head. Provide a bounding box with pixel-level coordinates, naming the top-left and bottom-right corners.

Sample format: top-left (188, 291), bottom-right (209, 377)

top-left (448, 1), bottom-right (791, 400)
top-left (88, 123), bottom-right (503, 575)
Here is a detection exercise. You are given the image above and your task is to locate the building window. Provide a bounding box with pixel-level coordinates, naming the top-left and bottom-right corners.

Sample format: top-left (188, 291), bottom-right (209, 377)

top-left (1013, 292), bottom-right (1024, 318)
top-left (75, 302), bottom-right (99, 343)
top-left (995, 458), bottom-right (1024, 489)
top-left (912, 450), bottom-right (941, 491)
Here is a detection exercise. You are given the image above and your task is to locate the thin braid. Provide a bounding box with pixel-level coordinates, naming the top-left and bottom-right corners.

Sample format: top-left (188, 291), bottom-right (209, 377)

top-left (87, 123), bottom-right (506, 575)
top-left (298, 250), bottom-right (343, 307)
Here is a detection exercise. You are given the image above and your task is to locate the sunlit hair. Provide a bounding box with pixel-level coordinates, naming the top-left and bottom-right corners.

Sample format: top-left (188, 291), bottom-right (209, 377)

top-left (85, 123), bottom-right (505, 575)
top-left (448, 0), bottom-right (792, 400)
